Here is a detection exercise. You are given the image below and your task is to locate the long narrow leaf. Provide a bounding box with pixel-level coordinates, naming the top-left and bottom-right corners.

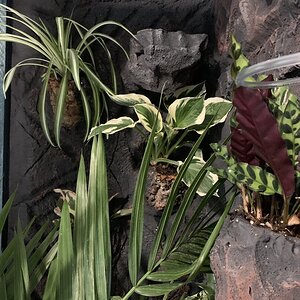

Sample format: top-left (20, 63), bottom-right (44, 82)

top-left (147, 117), bottom-right (216, 271)
top-left (94, 135), bottom-right (111, 297)
top-left (38, 63), bottom-right (55, 146)
top-left (56, 202), bottom-right (74, 299)
top-left (54, 70), bottom-right (69, 148)
top-left (135, 282), bottom-right (183, 297)
top-left (0, 190), bottom-right (16, 233)
top-left (188, 191), bottom-right (237, 281)
top-left (128, 115), bottom-right (157, 285)
top-left (79, 87), bottom-right (91, 141)
top-left (74, 155), bottom-right (88, 300)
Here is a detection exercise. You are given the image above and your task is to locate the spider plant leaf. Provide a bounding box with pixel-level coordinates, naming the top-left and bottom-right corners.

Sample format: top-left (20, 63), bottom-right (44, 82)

top-left (56, 17), bottom-right (66, 60)
top-left (128, 112), bottom-right (157, 285)
top-left (88, 117), bottom-right (136, 138)
top-left (54, 70), bottom-right (69, 148)
top-left (135, 283), bottom-right (183, 297)
top-left (0, 190), bottom-right (15, 233)
top-left (56, 201), bottom-right (74, 300)
top-left (188, 191), bottom-right (237, 281)
top-left (3, 66), bottom-right (16, 95)
top-left (228, 163), bottom-right (282, 195)
top-left (79, 87), bottom-right (91, 141)
top-left (89, 81), bottom-right (101, 127)
top-left (38, 64), bottom-right (56, 147)
top-left (68, 48), bottom-right (81, 91)
top-left (80, 62), bottom-right (113, 95)
top-left (134, 103), bottom-right (163, 133)
top-left (168, 96), bottom-right (205, 129)
top-left (109, 93), bottom-right (151, 107)
top-left (76, 20), bottom-right (136, 53)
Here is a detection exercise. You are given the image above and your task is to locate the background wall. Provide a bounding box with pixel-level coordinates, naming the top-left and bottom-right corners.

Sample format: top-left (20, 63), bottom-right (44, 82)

top-left (7, 0), bottom-right (300, 296)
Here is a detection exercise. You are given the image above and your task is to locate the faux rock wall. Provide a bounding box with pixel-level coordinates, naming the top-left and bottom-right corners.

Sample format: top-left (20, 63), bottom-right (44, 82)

top-left (7, 0), bottom-right (215, 295)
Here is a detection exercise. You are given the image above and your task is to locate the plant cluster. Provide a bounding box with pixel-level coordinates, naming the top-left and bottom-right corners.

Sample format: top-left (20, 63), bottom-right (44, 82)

top-left (211, 37), bottom-right (300, 232)
top-left (89, 84), bottom-right (232, 197)
top-left (0, 4), bottom-right (134, 147)
top-left (0, 4), bottom-right (237, 299)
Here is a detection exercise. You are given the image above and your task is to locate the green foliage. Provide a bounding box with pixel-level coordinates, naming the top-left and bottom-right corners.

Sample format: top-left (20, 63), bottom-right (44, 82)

top-left (211, 36), bottom-right (300, 227)
top-left (89, 84), bottom-right (232, 197)
top-left (0, 4), bottom-right (135, 147)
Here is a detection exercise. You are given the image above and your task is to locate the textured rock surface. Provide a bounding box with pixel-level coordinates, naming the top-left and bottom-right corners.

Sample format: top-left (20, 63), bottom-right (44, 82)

top-left (213, 0), bottom-right (300, 97)
top-left (211, 215), bottom-right (300, 300)
top-left (122, 29), bottom-right (208, 93)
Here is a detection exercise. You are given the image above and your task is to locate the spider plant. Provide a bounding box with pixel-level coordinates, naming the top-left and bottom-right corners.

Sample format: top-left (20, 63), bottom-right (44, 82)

top-left (0, 4), bottom-right (135, 147)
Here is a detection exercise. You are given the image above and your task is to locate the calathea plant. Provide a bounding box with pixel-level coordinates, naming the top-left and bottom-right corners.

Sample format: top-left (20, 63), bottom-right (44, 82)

top-left (210, 37), bottom-right (300, 231)
top-left (88, 84), bottom-right (232, 201)
top-left (0, 4), bottom-right (134, 147)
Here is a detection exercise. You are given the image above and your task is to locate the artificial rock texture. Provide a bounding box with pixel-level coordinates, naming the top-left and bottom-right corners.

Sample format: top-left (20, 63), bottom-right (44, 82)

top-left (210, 215), bottom-right (300, 300)
top-left (7, 0), bottom-right (215, 296)
top-left (122, 29), bottom-right (208, 93)
top-left (213, 0), bottom-right (300, 98)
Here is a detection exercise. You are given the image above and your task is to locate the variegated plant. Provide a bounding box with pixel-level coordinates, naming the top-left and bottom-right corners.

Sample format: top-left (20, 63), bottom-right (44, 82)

top-left (210, 36), bottom-right (300, 228)
top-left (0, 4), bottom-right (135, 147)
top-left (88, 84), bottom-right (232, 196)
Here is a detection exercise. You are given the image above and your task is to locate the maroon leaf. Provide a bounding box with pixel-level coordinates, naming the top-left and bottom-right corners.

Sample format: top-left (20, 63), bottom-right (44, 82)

top-left (230, 125), bottom-right (261, 166)
top-left (232, 86), bottom-right (295, 198)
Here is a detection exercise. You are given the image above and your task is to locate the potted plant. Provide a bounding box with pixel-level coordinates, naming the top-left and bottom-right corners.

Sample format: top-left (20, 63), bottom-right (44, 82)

top-left (0, 4), bottom-right (134, 147)
top-left (209, 37), bottom-right (300, 300)
top-left (88, 85), bottom-right (232, 210)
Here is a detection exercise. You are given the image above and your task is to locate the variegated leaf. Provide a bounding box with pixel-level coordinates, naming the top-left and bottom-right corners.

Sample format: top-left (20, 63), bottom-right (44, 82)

top-left (210, 143), bottom-right (236, 166)
top-left (228, 163), bottom-right (283, 195)
top-left (109, 93), bottom-right (151, 107)
top-left (168, 97), bottom-right (205, 129)
top-left (134, 103), bottom-right (163, 133)
top-left (230, 35), bottom-right (249, 80)
top-left (88, 117), bottom-right (136, 139)
top-left (277, 100), bottom-right (300, 167)
top-left (196, 97), bottom-right (232, 134)
top-left (178, 152), bottom-right (219, 196)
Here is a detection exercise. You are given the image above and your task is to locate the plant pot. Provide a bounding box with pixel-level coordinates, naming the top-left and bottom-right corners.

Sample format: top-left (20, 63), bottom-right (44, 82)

top-left (48, 77), bottom-right (82, 127)
top-left (210, 214), bottom-right (300, 300)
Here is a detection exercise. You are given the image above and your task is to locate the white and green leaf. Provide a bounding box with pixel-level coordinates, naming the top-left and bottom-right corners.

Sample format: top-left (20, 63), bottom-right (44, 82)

top-left (178, 153), bottom-right (219, 196)
top-left (109, 93), bottom-right (151, 107)
top-left (88, 117), bottom-right (137, 139)
top-left (195, 97), bottom-right (232, 134)
top-left (134, 103), bottom-right (163, 133)
top-left (168, 97), bottom-right (205, 129)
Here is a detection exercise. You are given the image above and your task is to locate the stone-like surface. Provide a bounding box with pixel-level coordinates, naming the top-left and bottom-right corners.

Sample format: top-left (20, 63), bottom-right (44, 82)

top-left (121, 29), bottom-right (208, 93)
top-left (213, 0), bottom-right (300, 97)
top-left (211, 215), bottom-right (300, 300)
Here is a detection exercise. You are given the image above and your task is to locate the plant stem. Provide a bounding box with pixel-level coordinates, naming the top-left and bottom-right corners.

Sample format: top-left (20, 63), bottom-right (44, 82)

top-left (282, 195), bottom-right (290, 226)
top-left (166, 129), bottom-right (188, 158)
top-left (122, 260), bottom-right (164, 300)
top-left (256, 194), bottom-right (262, 220)
top-left (241, 186), bottom-right (249, 213)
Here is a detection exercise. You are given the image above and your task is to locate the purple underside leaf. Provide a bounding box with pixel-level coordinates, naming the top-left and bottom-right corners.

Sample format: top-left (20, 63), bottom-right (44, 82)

top-left (232, 86), bottom-right (295, 198)
top-left (230, 126), bottom-right (261, 165)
